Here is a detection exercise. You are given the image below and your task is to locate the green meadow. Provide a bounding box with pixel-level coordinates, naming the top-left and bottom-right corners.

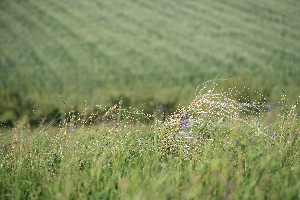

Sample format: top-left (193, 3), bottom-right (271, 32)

top-left (0, 83), bottom-right (299, 199)
top-left (1, 0), bottom-right (300, 121)
top-left (0, 0), bottom-right (300, 199)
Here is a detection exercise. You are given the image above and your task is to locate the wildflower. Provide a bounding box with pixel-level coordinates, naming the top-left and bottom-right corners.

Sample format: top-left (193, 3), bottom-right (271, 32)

top-left (179, 114), bottom-right (189, 130)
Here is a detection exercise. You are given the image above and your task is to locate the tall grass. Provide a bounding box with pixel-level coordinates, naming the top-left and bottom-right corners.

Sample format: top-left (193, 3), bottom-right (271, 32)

top-left (1, 83), bottom-right (299, 199)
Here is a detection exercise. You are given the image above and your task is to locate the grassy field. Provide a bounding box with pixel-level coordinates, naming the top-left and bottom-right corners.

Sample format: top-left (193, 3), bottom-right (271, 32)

top-left (1, 1), bottom-right (300, 199)
top-left (0, 84), bottom-right (299, 199)
top-left (1, 0), bottom-right (300, 121)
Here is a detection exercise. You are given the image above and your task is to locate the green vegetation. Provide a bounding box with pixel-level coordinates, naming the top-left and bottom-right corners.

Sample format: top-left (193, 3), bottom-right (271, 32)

top-left (1, 0), bottom-right (300, 121)
top-left (1, 0), bottom-right (299, 198)
top-left (0, 83), bottom-right (299, 199)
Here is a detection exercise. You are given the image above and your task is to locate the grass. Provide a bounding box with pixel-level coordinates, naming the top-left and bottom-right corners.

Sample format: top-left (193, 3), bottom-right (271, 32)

top-left (1, 0), bottom-right (300, 121)
top-left (0, 82), bottom-right (299, 199)
top-left (0, 0), bottom-right (299, 198)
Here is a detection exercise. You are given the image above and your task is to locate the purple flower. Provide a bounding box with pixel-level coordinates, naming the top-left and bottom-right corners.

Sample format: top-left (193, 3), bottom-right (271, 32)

top-left (179, 114), bottom-right (189, 130)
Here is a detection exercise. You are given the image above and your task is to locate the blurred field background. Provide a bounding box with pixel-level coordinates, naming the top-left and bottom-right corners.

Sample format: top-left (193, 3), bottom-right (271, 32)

top-left (1, 0), bottom-right (300, 122)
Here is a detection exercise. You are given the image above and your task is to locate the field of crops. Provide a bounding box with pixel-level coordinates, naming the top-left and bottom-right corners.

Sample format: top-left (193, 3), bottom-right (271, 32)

top-left (1, 0), bottom-right (300, 120)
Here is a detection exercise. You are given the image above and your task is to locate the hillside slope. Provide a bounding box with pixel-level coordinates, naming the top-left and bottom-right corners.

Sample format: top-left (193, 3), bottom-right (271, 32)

top-left (0, 0), bottom-right (299, 119)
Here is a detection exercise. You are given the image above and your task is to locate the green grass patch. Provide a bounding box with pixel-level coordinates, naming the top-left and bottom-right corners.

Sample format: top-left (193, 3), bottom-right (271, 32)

top-left (1, 0), bottom-right (300, 120)
top-left (0, 83), bottom-right (299, 199)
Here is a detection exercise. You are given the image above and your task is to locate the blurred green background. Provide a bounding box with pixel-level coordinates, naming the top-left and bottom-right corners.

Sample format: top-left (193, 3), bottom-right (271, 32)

top-left (1, 0), bottom-right (299, 122)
